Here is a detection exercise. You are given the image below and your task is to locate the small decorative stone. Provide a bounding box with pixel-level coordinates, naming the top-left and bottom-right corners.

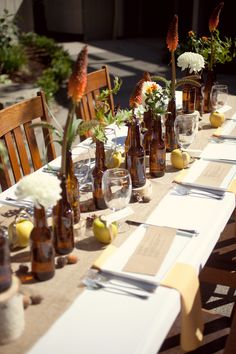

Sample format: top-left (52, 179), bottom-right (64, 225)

top-left (56, 256), bottom-right (68, 268)
top-left (30, 294), bottom-right (44, 305)
top-left (66, 254), bottom-right (78, 264)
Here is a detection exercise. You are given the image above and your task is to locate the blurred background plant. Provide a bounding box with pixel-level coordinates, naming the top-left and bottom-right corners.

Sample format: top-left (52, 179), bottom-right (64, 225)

top-left (0, 9), bottom-right (73, 101)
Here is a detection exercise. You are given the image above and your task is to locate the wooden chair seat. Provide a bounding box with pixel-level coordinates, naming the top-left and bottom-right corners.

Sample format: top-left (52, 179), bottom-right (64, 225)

top-left (0, 91), bottom-right (56, 191)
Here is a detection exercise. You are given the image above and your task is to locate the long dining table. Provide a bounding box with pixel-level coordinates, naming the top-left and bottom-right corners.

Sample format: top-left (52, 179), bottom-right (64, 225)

top-left (1, 94), bottom-right (236, 354)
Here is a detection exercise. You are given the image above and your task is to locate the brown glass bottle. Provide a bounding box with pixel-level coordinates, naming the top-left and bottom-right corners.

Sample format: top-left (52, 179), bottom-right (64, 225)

top-left (66, 149), bottom-right (80, 224)
top-left (126, 119), bottom-right (146, 188)
top-left (53, 175), bottom-right (74, 255)
top-left (165, 98), bottom-right (178, 152)
top-left (142, 110), bottom-right (153, 156)
top-left (92, 139), bottom-right (107, 210)
top-left (0, 227), bottom-right (12, 292)
top-left (150, 115), bottom-right (166, 177)
top-left (31, 205), bottom-right (55, 281)
top-left (182, 85), bottom-right (196, 114)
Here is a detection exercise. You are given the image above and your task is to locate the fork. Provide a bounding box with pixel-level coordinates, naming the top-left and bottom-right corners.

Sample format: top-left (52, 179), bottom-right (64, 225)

top-left (83, 278), bottom-right (150, 299)
top-left (173, 185), bottom-right (224, 200)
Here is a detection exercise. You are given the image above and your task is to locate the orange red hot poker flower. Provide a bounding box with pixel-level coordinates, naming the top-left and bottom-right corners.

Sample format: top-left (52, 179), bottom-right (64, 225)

top-left (166, 14), bottom-right (179, 52)
top-left (68, 45), bottom-right (88, 104)
top-left (129, 72), bottom-right (151, 108)
top-left (209, 2), bottom-right (224, 33)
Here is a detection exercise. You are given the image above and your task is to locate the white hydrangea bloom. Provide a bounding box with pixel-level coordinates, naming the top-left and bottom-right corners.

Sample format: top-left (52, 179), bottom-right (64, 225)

top-left (177, 52), bottom-right (205, 73)
top-left (15, 172), bottom-right (62, 209)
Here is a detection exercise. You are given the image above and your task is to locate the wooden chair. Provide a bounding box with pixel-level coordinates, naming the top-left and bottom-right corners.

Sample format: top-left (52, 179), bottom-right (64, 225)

top-left (0, 91), bottom-right (56, 191)
top-left (76, 65), bottom-right (115, 138)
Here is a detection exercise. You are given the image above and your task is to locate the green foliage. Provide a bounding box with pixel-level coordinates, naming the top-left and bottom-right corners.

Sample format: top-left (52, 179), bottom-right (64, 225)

top-left (177, 30), bottom-right (235, 69)
top-left (20, 32), bottom-right (72, 100)
top-left (0, 9), bottom-right (26, 74)
top-left (0, 10), bottom-right (73, 100)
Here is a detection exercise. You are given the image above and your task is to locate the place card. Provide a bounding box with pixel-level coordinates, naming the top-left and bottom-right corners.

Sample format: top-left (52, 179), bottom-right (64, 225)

top-left (122, 225), bottom-right (176, 276)
top-left (194, 161), bottom-right (233, 189)
top-left (175, 159), bottom-right (236, 192)
top-left (214, 125), bottom-right (236, 139)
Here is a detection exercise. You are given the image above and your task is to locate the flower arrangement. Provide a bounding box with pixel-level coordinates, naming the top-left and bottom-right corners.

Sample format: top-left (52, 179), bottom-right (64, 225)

top-left (177, 2), bottom-right (235, 71)
top-left (15, 173), bottom-right (62, 209)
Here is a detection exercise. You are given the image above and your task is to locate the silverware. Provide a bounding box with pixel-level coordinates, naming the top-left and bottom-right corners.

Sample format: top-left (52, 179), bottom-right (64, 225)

top-left (173, 185), bottom-right (224, 200)
top-left (82, 277), bottom-right (149, 299)
top-left (125, 220), bottom-right (198, 236)
top-left (86, 269), bottom-right (156, 293)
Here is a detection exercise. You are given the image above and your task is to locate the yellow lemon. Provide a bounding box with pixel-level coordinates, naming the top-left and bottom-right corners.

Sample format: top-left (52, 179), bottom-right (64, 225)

top-left (13, 220), bottom-right (34, 247)
top-left (171, 149), bottom-right (191, 169)
top-left (106, 151), bottom-right (123, 168)
top-left (92, 217), bottom-right (118, 244)
top-left (209, 111), bottom-right (225, 128)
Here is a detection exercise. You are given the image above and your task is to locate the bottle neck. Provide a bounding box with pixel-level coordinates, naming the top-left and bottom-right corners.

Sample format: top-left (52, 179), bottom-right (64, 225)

top-left (153, 116), bottom-right (163, 140)
top-left (33, 205), bottom-right (48, 228)
top-left (130, 121), bottom-right (142, 148)
top-left (95, 139), bottom-right (106, 170)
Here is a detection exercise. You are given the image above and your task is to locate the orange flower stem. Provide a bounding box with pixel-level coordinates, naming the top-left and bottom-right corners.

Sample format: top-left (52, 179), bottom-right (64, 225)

top-left (61, 103), bottom-right (76, 176)
top-left (171, 51), bottom-right (176, 100)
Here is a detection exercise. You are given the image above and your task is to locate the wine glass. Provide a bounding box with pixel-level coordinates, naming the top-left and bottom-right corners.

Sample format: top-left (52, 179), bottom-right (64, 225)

top-left (174, 112), bottom-right (199, 150)
top-left (102, 168), bottom-right (132, 232)
top-left (210, 84), bottom-right (228, 111)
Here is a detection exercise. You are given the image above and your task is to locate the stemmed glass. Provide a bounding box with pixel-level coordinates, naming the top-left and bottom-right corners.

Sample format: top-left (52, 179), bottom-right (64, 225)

top-left (102, 168), bottom-right (132, 233)
top-left (210, 84), bottom-right (228, 111)
top-left (72, 146), bottom-right (92, 191)
top-left (174, 112), bottom-right (199, 150)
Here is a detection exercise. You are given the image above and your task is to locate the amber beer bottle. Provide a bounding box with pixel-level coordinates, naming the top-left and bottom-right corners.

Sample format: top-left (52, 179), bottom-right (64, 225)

top-left (66, 149), bottom-right (80, 224)
top-left (165, 98), bottom-right (178, 152)
top-left (126, 119), bottom-right (146, 188)
top-left (0, 227), bottom-right (12, 292)
top-left (182, 85), bottom-right (196, 114)
top-left (31, 205), bottom-right (55, 281)
top-left (92, 139), bottom-right (107, 210)
top-left (53, 175), bottom-right (74, 255)
top-left (150, 115), bottom-right (166, 177)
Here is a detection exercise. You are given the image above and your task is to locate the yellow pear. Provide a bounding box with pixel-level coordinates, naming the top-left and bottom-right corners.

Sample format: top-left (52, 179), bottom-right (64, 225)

top-left (171, 149), bottom-right (191, 169)
top-left (209, 111), bottom-right (225, 128)
top-left (8, 219), bottom-right (34, 248)
top-left (106, 150), bottom-right (123, 168)
top-left (92, 217), bottom-right (118, 244)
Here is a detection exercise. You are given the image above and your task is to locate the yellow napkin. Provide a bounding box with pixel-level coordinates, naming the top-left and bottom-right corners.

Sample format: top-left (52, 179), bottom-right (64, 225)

top-left (92, 246), bottom-right (204, 352)
top-left (160, 263), bottom-right (204, 352)
top-left (92, 244), bottom-right (117, 270)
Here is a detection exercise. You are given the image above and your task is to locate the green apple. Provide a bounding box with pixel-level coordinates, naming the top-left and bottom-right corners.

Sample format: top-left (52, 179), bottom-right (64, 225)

top-left (171, 149), bottom-right (191, 169)
top-left (209, 111), bottom-right (225, 128)
top-left (92, 217), bottom-right (118, 244)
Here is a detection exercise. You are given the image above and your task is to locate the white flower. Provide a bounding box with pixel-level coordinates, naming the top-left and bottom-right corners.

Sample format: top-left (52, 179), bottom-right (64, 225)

top-left (177, 52), bottom-right (205, 73)
top-left (15, 172), bottom-right (62, 209)
top-left (141, 81), bottom-right (168, 114)
top-left (134, 104), bottom-right (145, 118)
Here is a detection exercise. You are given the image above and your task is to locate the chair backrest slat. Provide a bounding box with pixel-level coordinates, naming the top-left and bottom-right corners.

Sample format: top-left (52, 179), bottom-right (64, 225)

top-left (4, 132), bottom-right (22, 182)
top-left (0, 91), bottom-right (56, 191)
top-left (13, 126), bottom-right (31, 175)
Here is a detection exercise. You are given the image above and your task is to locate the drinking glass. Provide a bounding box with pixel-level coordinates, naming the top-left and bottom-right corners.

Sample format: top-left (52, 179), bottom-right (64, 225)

top-left (102, 168), bottom-right (132, 232)
top-left (210, 84), bottom-right (228, 111)
top-left (72, 146), bottom-right (92, 190)
top-left (174, 112), bottom-right (199, 150)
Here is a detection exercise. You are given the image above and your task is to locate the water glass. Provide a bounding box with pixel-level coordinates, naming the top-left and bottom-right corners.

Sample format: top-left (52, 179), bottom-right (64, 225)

top-left (102, 168), bottom-right (132, 212)
top-left (210, 84), bottom-right (228, 111)
top-left (174, 112), bottom-right (199, 150)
